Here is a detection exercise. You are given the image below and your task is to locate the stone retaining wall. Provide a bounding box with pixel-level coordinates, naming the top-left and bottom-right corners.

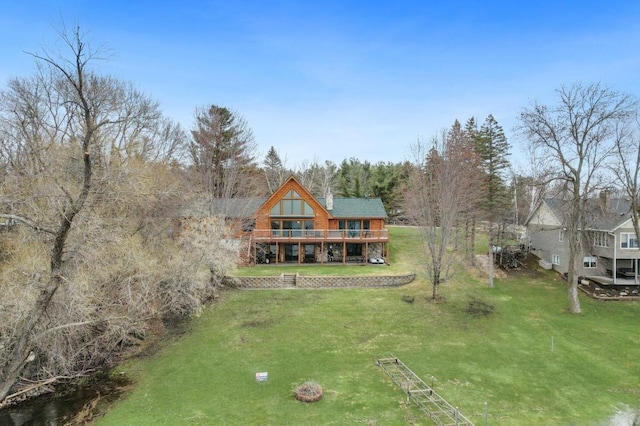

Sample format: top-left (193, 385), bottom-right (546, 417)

top-left (227, 273), bottom-right (415, 289)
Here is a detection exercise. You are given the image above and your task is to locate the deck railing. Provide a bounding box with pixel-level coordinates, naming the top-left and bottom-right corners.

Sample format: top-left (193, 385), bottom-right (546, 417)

top-left (252, 229), bottom-right (389, 241)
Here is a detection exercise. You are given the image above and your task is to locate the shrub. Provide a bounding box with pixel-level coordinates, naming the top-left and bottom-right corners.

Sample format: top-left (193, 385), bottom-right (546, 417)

top-left (294, 381), bottom-right (323, 402)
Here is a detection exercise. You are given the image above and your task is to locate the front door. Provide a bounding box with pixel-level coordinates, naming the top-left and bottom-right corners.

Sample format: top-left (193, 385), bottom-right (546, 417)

top-left (304, 244), bottom-right (315, 262)
top-left (284, 244), bottom-right (299, 262)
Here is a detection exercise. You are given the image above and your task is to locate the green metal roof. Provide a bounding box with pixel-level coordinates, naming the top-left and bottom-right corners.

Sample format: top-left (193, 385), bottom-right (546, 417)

top-left (317, 197), bottom-right (388, 218)
top-left (181, 196), bottom-right (387, 219)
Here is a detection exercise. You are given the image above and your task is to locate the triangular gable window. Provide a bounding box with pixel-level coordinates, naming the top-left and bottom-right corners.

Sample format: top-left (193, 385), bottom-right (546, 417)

top-left (270, 190), bottom-right (314, 216)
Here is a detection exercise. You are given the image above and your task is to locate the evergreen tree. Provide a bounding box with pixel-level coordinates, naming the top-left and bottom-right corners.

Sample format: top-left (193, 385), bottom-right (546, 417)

top-left (370, 162), bottom-right (405, 220)
top-left (460, 117), bottom-right (485, 266)
top-left (476, 114), bottom-right (511, 288)
top-left (477, 114), bottom-right (512, 217)
top-left (338, 158), bottom-right (371, 197)
top-left (464, 116), bottom-right (478, 140)
top-left (189, 105), bottom-right (258, 199)
top-left (263, 146), bottom-right (287, 193)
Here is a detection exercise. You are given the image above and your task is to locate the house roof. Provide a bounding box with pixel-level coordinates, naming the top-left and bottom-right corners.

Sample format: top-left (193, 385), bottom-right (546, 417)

top-left (524, 198), bottom-right (563, 227)
top-left (588, 198), bottom-right (632, 231)
top-left (525, 196), bottom-right (632, 231)
top-left (181, 196), bottom-right (388, 219)
top-left (180, 175), bottom-right (387, 220)
top-left (317, 197), bottom-right (387, 218)
top-left (180, 197), bottom-right (267, 219)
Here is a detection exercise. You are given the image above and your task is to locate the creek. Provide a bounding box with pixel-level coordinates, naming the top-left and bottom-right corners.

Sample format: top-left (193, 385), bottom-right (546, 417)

top-left (0, 318), bottom-right (187, 425)
top-left (0, 374), bottom-right (130, 425)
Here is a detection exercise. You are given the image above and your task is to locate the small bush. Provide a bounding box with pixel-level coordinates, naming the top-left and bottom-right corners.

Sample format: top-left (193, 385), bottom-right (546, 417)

top-left (294, 381), bottom-right (323, 402)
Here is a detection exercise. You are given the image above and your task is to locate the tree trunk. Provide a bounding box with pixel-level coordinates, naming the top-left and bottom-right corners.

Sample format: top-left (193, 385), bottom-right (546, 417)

top-left (568, 279), bottom-right (581, 314)
top-left (0, 43), bottom-right (94, 400)
top-left (470, 218), bottom-right (476, 266)
top-left (488, 246), bottom-right (494, 288)
top-left (488, 225), bottom-right (494, 288)
top-left (464, 220), bottom-right (469, 260)
top-left (567, 248), bottom-right (581, 314)
top-left (0, 275), bottom-right (62, 401)
top-left (432, 278), bottom-right (439, 299)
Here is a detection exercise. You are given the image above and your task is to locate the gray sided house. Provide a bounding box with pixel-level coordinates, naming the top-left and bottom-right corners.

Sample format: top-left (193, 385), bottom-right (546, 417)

top-left (525, 197), bottom-right (639, 284)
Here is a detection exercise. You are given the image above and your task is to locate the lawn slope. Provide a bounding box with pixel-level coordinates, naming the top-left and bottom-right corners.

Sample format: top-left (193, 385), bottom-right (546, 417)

top-left (99, 227), bottom-right (640, 425)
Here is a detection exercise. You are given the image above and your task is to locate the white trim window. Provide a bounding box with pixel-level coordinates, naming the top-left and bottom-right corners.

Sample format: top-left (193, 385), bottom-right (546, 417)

top-left (593, 231), bottom-right (608, 247)
top-left (583, 256), bottom-right (597, 268)
top-left (552, 254), bottom-right (560, 265)
top-left (620, 233), bottom-right (639, 249)
top-left (559, 229), bottom-right (565, 242)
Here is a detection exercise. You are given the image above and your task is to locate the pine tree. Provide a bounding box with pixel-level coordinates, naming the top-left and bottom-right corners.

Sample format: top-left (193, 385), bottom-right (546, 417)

top-left (263, 146), bottom-right (286, 193)
top-left (476, 114), bottom-right (511, 288)
top-left (477, 114), bottom-right (511, 217)
top-left (338, 158), bottom-right (371, 197)
top-left (189, 105), bottom-right (258, 199)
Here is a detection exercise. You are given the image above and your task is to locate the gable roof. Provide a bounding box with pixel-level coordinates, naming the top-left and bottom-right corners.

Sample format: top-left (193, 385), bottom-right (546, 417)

top-left (589, 198), bottom-right (632, 231)
top-left (258, 175), bottom-right (330, 218)
top-left (180, 175), bottom-right (388, 220)
top-left (525, 197), bottom-right (633, 231)
top-left (524, 198), bottom-right (563, 227)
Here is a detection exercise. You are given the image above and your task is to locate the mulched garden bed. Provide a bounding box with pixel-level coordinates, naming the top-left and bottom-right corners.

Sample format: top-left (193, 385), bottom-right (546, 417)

top-left (578, 280), bottom-right (640, 301)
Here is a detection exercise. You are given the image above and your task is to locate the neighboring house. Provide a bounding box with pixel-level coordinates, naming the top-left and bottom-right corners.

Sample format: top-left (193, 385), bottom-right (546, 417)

top-left (179, 176), bottom-right (389, 265)
top-left (525, 197), bottom-right (639, 284)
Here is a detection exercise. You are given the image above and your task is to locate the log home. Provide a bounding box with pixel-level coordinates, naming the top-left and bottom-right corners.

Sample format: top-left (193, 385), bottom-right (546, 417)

top-left (183, 176), bottom-right (390, 265)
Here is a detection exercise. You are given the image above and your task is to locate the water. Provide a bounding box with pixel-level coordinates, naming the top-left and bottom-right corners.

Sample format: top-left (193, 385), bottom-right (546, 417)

top-left (0, 319), bottom-right (189, 425)
top-left (0, 375), bottom-right (129, 425)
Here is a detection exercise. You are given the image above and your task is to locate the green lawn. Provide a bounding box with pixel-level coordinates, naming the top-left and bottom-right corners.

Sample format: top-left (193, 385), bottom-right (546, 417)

top-left (99, 227), bottom-right (640, 425)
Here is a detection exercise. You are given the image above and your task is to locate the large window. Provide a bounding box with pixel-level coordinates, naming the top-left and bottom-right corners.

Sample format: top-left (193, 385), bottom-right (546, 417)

top-left (593, 231), bottom-right (608, 247)
top-left (270, 190), bottom-right (314, 216)
top-left (338, 220), bottom-right (371, 238)
top-left (621, 233), bottom-right (639, 249)
top-left (271, 220), bottom-right (314, 237)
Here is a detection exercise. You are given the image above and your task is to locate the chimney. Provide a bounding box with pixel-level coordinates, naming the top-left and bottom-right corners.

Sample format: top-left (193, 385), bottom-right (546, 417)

top-left (599, 190), bottom-right (609, 211)
top-left (326, 190), bottom-right (333, 211)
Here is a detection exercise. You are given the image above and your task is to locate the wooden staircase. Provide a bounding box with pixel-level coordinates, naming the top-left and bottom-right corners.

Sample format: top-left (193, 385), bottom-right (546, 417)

top-left (282, 273), bottom-right (297, 288)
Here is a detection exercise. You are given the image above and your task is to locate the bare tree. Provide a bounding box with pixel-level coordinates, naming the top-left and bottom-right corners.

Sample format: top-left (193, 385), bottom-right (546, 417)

top-left (404, 125), bottom-right (483, 300)
top-left (0, 26), bottom-right (110, 401)
top-left (517, 82), bottom-right (636, 314)
top-left (294, 158), bottom-right (338, 197)
top-left (0, 26), bottom-right (219, 404)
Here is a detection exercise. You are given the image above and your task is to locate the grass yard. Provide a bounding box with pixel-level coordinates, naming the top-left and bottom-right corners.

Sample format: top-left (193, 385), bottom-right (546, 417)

top-left (98, 227), bottom-right (640, 425)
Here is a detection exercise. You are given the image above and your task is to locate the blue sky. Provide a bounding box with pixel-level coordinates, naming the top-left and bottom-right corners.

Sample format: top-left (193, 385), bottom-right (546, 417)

top-left (2, 1), bottom-right (640, 169)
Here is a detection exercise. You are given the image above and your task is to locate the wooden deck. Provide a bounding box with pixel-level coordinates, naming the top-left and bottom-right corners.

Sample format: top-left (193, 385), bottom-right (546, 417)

top-left (584, 275), bottom-right (639, 286)
top-left (252, 228), bottom-right (389, 242)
